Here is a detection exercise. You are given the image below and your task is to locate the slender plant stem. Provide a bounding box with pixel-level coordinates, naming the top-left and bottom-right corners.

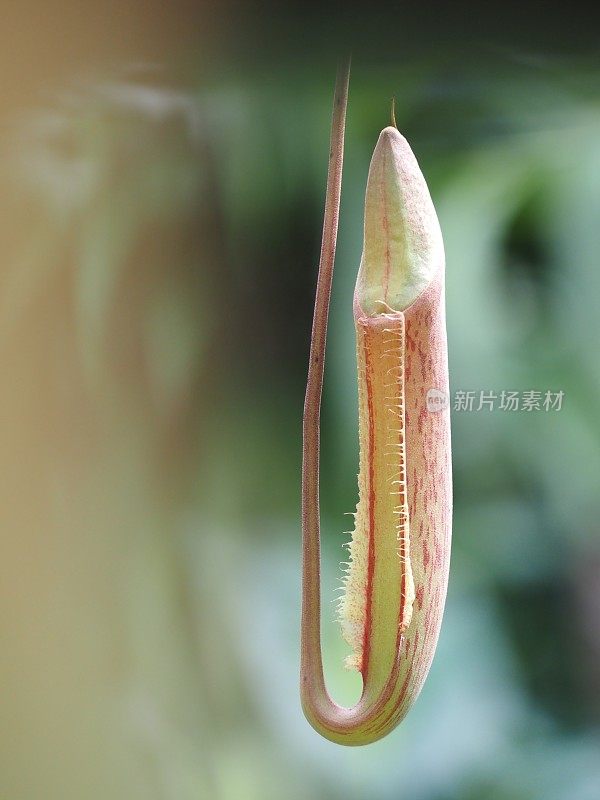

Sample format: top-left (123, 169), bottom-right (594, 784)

top-left (301, 58), bottom-right (350, 706)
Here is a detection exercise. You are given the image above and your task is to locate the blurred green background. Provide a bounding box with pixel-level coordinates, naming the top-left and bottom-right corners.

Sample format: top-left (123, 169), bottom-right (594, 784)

top-left (1, 4), bottom-right (599, 800)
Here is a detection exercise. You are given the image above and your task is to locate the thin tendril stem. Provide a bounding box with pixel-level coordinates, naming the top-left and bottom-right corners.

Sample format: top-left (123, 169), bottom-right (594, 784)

top-left (301, 56), bottom-right (350, 705)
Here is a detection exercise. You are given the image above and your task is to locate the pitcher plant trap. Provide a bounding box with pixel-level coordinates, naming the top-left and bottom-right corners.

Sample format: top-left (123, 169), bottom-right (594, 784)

top-left (300, 59), bottom-right (452, 746)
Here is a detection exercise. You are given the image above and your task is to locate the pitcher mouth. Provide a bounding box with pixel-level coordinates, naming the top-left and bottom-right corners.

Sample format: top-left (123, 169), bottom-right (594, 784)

top-left (353, 259), bottom-right (442, 322)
